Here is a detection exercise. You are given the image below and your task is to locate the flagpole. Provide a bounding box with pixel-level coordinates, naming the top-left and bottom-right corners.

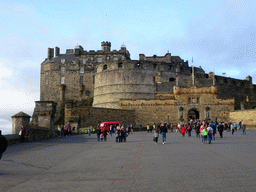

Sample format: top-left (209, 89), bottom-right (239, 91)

top-left (192, 65), bottom-right (194, 85)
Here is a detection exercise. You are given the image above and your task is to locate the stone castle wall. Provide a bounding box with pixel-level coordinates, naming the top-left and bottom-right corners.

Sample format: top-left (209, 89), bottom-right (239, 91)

top-left (230, 110), bottom-right (256, 126)
top-left (64, 106), bottom-right (135, 128)
top-left (35, 41), bottom-right (256, 130)
top-left (120, 86), bottom-right (234, 127)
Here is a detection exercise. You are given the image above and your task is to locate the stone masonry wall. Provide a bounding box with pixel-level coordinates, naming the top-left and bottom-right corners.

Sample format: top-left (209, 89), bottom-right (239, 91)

top-left (65, 106), bottom-right (135, 129)
top-left (229, 110), bottom-right (256, 126)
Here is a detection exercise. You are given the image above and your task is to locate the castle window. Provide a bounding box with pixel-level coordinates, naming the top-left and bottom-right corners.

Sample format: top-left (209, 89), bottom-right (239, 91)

top-left (79, 76), bottom-right (84, 84)
top-left (169, 77), bottom-right (175, 82)
top-left (179, 107), bottom-right (183, 119)
top-left (80, 67), bottom-right (84, 73)
top-left (97, 57), bottom-right (102, 63)
top-left (61, 67), bottom-right (65, 74)
top-left (113, 57), bottom-right (118, 61)
top-left (135, 62), bottom-right (141, 68)
top-left (45, 78), bottom-right (48, 85)
top-left (61, 77), bottom-right (65, 84)
top-left (83, 58), bottom-right (86, 64)
top-left (61, 59), bottom-right (65, 64)
top-left (72, 61), bottom-right (76, 64)
top-left (93, 75), bottom-right (95, 84)
top-left (118, 62), bottom-right (123, 68)
top-left (205, 107), bottom-right (210, 119)
top-left (103, 65), bottom-right (107, 70)
top-left (85, 90), bottom-right (90, 96)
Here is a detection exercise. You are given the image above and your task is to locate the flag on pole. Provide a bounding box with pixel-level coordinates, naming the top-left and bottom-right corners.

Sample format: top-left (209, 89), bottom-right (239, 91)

top-left (192, 57), bottom-right (193, 64)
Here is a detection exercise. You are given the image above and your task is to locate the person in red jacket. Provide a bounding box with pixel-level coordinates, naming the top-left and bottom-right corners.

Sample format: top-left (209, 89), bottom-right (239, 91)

top-left (180, 125), bottom-right (186, 137)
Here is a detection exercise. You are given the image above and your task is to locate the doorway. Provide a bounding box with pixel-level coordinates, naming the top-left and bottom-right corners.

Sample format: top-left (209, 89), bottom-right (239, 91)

top-left (188, 108), bottom-right (199, 120)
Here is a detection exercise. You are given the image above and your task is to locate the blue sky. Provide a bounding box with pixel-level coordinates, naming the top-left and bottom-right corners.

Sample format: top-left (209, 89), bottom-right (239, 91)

top-left (0, 0), bottom-right (256, 134)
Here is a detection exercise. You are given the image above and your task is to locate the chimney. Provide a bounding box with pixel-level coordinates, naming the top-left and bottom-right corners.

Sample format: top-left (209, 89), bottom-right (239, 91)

top-left (55, 47), bottom-right (60, 57)
top-left (48, 48), bottom-right (54, 60)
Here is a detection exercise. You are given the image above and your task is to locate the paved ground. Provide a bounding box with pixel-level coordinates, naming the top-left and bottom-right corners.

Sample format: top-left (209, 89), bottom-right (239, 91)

top-left (1, 130), bottom-right (256, 192)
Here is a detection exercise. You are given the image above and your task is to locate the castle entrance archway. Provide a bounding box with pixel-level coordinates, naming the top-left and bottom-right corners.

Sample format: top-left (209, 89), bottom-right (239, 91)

top-left (188, 108), bottom-right (199, 120)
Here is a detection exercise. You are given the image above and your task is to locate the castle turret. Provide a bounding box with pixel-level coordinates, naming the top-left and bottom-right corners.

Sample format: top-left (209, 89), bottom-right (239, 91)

top-left (101, 41), bottom-right (111, 51)
top-left (74, 44), bottom-right (83, 55)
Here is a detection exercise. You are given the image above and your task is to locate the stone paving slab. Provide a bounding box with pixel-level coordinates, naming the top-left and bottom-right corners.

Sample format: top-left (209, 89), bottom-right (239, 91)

top-left (0, 130), bottom-right (256, 192)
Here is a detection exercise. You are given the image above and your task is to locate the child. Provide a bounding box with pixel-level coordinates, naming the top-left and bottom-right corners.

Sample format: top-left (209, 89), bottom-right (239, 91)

top-left (100, 133), bottom-right (103, 141)
top-left (115, 130), bottom-right (119, 142)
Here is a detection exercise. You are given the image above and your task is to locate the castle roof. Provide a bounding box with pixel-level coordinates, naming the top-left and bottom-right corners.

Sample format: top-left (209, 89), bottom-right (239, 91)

top-left (11, 111), bottom-right (31, 118)
top-left (45, 54), bottom-right (77, 64)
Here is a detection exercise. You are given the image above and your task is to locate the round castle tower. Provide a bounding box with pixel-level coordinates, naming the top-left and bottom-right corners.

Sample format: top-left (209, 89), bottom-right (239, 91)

top-left (93, 60), bottom-right (157, 109)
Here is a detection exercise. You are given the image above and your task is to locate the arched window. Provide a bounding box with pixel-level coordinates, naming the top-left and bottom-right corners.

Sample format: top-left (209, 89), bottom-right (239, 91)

top-left (205, 107), bottom-right (210, 119)
top-left (103, 65), bottom-right (107, 70)
top-left (118, 62), bottom-right (123, 68)
top-left (179, 107), bottom-right (183, 119)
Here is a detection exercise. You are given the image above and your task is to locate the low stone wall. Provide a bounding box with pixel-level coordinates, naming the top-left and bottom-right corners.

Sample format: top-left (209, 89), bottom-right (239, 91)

top-left (230, 110), bottom-right (256, 127)
top-left (5, 126), bottom-right (58, 145)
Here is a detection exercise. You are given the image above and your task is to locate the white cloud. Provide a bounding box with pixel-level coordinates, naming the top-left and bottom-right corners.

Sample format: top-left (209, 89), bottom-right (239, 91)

top-left (0, 89), bottom-right (39, 111)
top-left (0, 60), bottom-right (13, 84)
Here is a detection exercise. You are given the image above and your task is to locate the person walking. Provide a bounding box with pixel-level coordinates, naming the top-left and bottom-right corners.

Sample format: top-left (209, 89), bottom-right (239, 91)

top-left (199, 125), bottom-right (205, 144)
top-left (88, 126), bottom-right (92, 136)
top-left (139, 124), bottom-right (142, 132)
top-left (96, 127), bottom-right (101, 142)
top-left (57, 125), bottom-right (61, 137)
top-left (103, 128), bottom-right (107, 141)
top-left (109, 125), bottom-right (113, 136)
top-left (115, 129), bottom-right (119, 142)
top-left (130, 124), bottom-right (133, 134)
top-left (218, 123), bottom-right (224, 138)
top-left (154, 127), bottom-right (159, 144)
top-left (20, 126), bottom-right (27, 142)
top-left (147, 125), bottom-right (150, 134)
top-left (234, 122), bottom-right (238, 131)
top-left (0, 130), bottom-right (8, 160)
top-left (121, 128), bottom-right (127, 142)
top-left (207, 125), bottom-right (213, 144)
top-left (180, 125), bottom-right (186, 137)
top-left (187, 123), bottom-right (192, 137)
top-left (211, 122), bottom-right (216, 140)
top-left (231, 123), bottom-right (235, 135)
top-left (242, 122), bottom-right (246, 135)
top-left (195, 123), bottom-right (200, 138)
top-left (202, 127), bottom-right (208, 144)
top-left (161, 123), bottom-right (167, 144)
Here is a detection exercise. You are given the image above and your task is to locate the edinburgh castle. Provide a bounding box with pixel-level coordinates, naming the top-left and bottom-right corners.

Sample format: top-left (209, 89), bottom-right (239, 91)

top-left (31, 41), bottom-right (256, 130)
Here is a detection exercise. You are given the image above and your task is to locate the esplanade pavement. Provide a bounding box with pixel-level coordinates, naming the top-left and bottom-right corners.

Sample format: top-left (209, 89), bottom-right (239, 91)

top-left (1, 130), bottom-right (256, 192)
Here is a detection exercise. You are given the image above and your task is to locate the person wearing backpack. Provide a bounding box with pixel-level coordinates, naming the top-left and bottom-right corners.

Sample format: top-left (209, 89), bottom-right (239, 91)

top-left (207, 125), bottom-right (213, 144)
top-left (202, 127), bottom-right (208, 144)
